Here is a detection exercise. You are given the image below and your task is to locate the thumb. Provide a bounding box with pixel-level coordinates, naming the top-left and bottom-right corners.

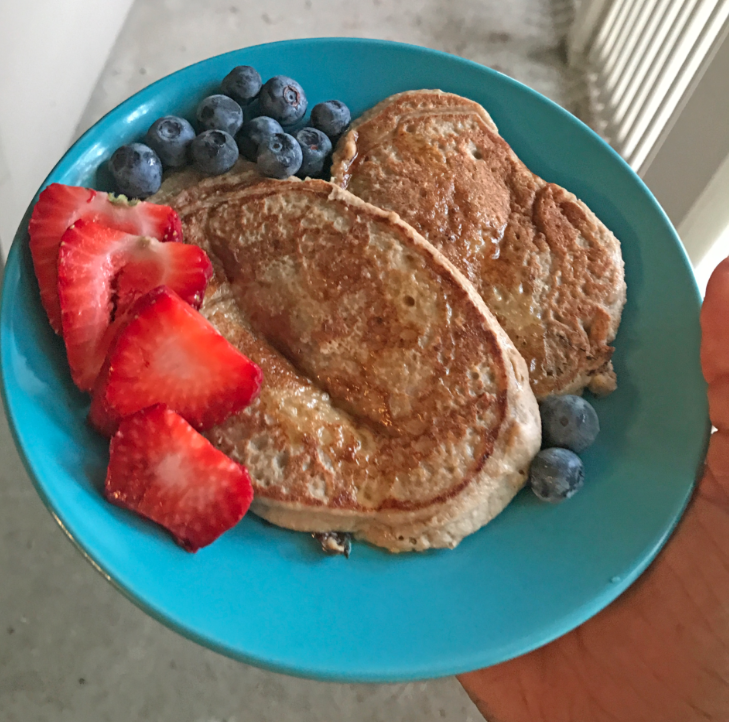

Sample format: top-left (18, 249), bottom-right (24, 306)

top-left (701, 256), bottom-right (729, 497)
top-left (701, 256), bottom-right (729, 387)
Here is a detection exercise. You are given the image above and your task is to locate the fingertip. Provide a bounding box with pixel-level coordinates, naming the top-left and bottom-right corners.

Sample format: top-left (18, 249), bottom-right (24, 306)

top-left (701, 257), bottom-right (729, 384)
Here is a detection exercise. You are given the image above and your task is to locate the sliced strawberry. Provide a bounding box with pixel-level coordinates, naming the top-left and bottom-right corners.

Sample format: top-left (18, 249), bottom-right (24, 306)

top-left (89, 286), bottom-right (262, 436)
top-left (28, 183), bottom-right (182, 333)
top-left (106, 404), bottom-right (253, 551)
top-left (58, 220), bottom-right (212, 391)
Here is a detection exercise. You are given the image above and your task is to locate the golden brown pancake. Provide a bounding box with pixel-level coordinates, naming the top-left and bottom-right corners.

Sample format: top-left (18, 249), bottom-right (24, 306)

top-left (156, 169), bottom-right (541, 551)
top-left (331, 90), bottom-right (627, 398)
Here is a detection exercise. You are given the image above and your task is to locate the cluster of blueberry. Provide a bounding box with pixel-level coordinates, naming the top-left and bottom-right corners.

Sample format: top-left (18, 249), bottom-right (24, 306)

top-left (529, 395), bottom-right (600, 503)
top-left (107, 66), bottom-right (351, 199)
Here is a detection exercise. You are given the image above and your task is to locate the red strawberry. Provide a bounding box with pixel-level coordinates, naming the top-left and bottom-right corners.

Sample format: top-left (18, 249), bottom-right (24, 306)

top-left (28, 183), bottom-right (182, 334)
top-left (89, 286), bottom-right (262, 436)
top-left (58, 220), bottom-right (212, 391)
top-left (106, 404), bottom-right (254, 551)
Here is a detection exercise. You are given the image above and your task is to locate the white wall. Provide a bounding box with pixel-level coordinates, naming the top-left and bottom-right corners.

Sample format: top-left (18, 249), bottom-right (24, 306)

top-left (641, 26), bottom-right (729, 294)
top-left (641, 28), bottom-right (729, 242)
top-left (0, 0), bottom-right (134, 257)
top-left (680, 152), bottom-right (729, 295)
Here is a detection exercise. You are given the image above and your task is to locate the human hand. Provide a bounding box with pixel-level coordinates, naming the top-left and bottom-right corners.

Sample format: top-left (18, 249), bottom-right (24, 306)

top-left (459, 257), bottom-right (729, 722)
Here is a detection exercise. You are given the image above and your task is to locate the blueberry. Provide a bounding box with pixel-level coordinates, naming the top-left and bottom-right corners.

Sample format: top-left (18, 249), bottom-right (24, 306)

top-left (294, 127), bottom-right (332, 178)
top-left (311, 100), bottom-right (351, 139)
top-left (108, 143), bottom-right (162, 199)
top-left (540, 395), bottom-right (600, 453)
top-left (196, 94), bottom-right (244, 136)
top-left (190, 130), bottom-right (239, 175)
top-left (259, 76), bottom-right (307, 126)
top-left (145, 116), bottom-right (195, 169)
top-left (221, 65), bottom-right (262, 106)
top-left (529, 448), bottom-right (585, 503)
top-left (257, 133), bottom-right (302, 179)
top-left (236, 116), bottom-right (284, 161)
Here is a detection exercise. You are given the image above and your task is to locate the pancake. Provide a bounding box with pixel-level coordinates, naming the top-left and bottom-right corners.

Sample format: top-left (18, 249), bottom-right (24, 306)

top-left (156, 169), bottom-right (541, 551)
top-left (330, 90), bottom-right (627, 398)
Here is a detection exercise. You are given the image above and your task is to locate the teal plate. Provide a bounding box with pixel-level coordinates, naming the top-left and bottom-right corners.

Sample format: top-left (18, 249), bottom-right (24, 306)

top-left (0, 39), bottom-right (709, 682)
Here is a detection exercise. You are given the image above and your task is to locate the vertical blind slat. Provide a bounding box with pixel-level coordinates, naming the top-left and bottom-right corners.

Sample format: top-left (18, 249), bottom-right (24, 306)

top-left (612, 0), bottom-right (690, 123)
top-left (601, 0), bottom-right (652, 79)
top-left (609, 0), bottom-right (675, 111)
top-left (603, 0), bottom-right (659, 97)
top-left (595, 0), bottom-right (638, 62)
top-left (579, 0), bottom-right (728, 172)
top-left (619, 0), bottom-right (714, 151)
top-left (627, 1), bottom-right (729, 167)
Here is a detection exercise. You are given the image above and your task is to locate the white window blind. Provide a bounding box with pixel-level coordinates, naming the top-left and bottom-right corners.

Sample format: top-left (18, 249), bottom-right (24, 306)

top-left (580, 0), bottom-right (729, 173)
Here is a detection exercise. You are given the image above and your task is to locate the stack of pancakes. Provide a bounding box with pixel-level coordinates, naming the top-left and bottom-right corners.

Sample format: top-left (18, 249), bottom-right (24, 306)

top-left (153, 91), bottom-right (626, 552)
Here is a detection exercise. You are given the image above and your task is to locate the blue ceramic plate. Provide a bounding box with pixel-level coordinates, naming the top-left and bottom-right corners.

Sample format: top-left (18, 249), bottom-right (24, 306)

top-left (0, 38), bottom-right (709, 682)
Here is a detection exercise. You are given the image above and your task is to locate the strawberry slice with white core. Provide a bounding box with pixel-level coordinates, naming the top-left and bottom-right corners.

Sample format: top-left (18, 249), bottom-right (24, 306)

top-left (106, 404), bottom-right (254, 551)
top-left (89, 286), bottom-right (263, 436)
top-left (58, 219), bottom-right (213, 391)
top-left (28, 183), bottom-right (182, 333)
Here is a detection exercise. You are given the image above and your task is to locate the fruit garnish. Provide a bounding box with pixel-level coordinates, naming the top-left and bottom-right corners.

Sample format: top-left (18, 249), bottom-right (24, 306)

top-left (529, 448), bottom-right (585, 503)
top-left (294, 127), bottom-right (332, 179)
top-left (106, 404), bottom-right (253, 551)
top-left (221, 65), bottom-right (262, 106)
top-left (108, 143), bottom-right (163, 199)
top-left (28, 183), bottom-right (181, 333)
top-left (257, 133), bottom-right (302, 179)
top-left (539, 395), bottom-right (599, 453)
top-left (236, 116), bottom-right (283, 161)
top-left (258, 75), bottom-right (307, 126)
top-left (145, 116), bottom-right (196, 169)
top-left (311, 100), bottom-right (351, 138)
top-left (190, 130), bottom-right (239, 175)
top-left (58, 220), bottom-right (212, 391)
top-left (196, 94), bottom-right (244, 136)
top-left (89, 286), bottom-right (262, 436)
